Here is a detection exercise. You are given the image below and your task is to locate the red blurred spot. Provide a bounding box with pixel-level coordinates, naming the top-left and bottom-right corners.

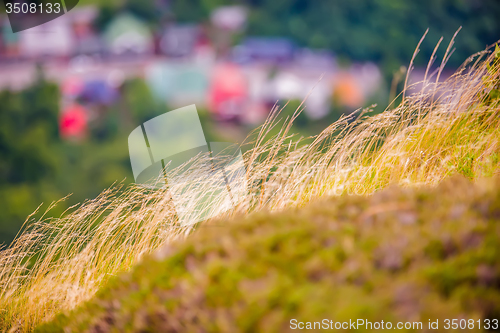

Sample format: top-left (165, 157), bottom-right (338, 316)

top-left (59, 104), bottom-right (88, 141)
top-left (208, 63), bottom-right (248, 119)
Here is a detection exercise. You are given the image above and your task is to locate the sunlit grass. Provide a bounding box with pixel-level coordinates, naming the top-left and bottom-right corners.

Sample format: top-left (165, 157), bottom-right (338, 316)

top-left (1, 38), bottom-right (500, 332)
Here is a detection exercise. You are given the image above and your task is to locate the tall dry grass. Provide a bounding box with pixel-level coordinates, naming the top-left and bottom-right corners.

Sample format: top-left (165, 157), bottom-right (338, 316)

top-left (1, 37), bottom-right (500, 332)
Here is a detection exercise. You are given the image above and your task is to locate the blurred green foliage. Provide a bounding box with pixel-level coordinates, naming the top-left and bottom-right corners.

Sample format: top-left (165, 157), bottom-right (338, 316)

top-left (242, 0), bottom-right (500, 73)
top-left (0, 78), bottom-right (62, 243)
top-left (0, 77), bottom-right (166, 245)
top-left (169, 0), bottom-right (499, 74)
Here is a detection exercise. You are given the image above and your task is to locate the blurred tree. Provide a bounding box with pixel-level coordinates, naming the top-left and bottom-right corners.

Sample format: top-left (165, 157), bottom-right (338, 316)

top-left (0, 80), bottom-right (61, 243)
top-left (121, 78), bottom-right (164, 124)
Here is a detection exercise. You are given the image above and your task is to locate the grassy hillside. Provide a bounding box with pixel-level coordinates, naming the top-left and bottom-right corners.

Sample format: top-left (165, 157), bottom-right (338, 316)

top-left (37, 175), bottom-right (500, 332)
top-left (1, 40), bottom-right (500, 331)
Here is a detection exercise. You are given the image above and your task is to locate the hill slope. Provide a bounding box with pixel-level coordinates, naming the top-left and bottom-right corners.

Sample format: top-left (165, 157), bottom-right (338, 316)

top-left (2, 42), bottom-right (499, 332)
top-left (37, 176), bottom-right (500, 332)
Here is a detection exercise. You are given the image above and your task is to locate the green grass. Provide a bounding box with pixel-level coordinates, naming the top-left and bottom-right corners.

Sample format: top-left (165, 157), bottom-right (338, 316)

top-left (36, 175), bottom-right (500, 332)
top-left (2, 40), bottom-right (500, 332)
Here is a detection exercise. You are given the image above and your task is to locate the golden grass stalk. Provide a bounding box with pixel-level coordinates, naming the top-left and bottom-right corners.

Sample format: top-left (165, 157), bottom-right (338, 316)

top-left (1, 38), bottom-right (500, 332)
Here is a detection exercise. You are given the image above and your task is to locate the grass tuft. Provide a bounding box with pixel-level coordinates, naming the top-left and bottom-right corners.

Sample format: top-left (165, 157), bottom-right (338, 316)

top-left (37, 175), bottom-right (500, 332)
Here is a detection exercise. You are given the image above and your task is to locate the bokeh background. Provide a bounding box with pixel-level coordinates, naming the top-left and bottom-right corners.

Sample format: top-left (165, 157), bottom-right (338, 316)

top-left (0, 0), bottom-right (499, 244)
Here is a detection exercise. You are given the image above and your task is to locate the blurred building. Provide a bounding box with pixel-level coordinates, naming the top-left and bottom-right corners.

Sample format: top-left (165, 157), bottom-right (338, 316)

top-left (103, 14), bottom-right (154, 56)
top-left (0, 6), bottom-right (101, 60)
top-left (332, 63), bottom-right (382, 109)
top-left (146, 61), bottom-right (210, 107)
top-left (232, 37), bottom-right (295, 64)
top-left (0, 4), bottom-right (384, 126)
top-left (68, 7), bottom-right (102, 56)
top-left (271, 69), bottom-right (332, 119)
top-left (160, 24), bottom-right (200, 58)
top-left (210, 6), bottom-right (247, 32)
top-left (208, 62), bottom-right (248, 120)
top-left (1, 18), bottom-right (20, 58)
top-left (17, 15), bottom-right (75, 59)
